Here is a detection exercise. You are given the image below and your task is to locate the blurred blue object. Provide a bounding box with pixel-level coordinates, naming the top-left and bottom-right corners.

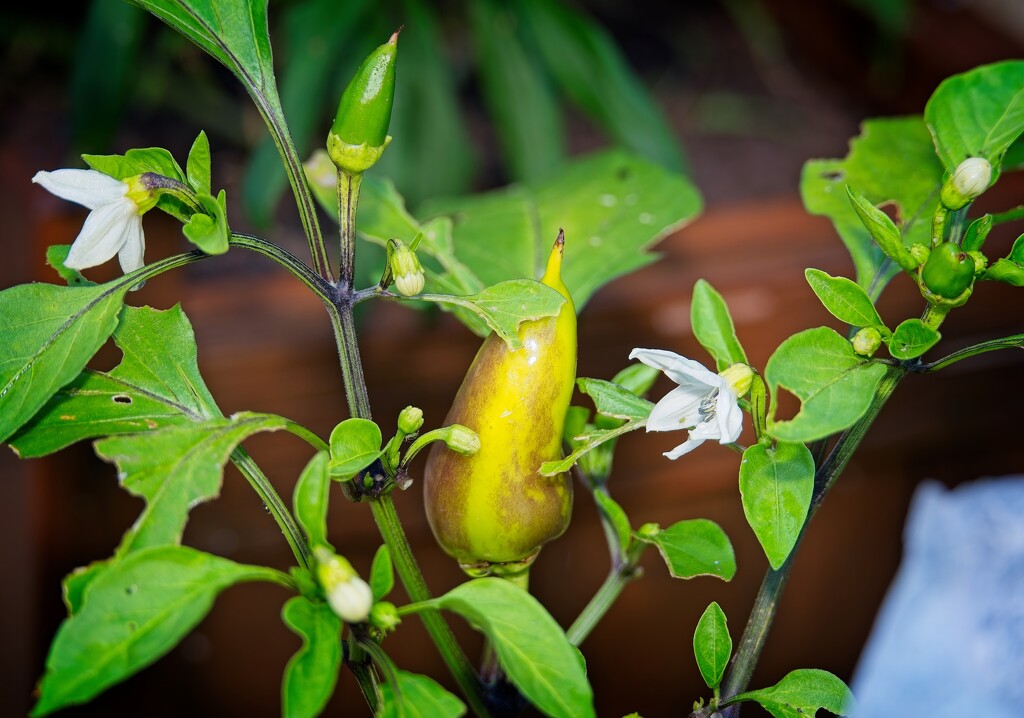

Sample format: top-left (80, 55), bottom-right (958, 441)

top-left (852, 477), bottom-right (1024, 717)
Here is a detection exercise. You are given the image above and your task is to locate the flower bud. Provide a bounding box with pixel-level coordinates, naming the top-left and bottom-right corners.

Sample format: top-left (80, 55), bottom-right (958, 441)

top-left (389, 240), bottom-right (425, 296)
top-left (718, 363), bottom-right (754, 398)
top-left (314, 547), bottom-right (373, 623)
top-left (397, 406), bottom-right (424, 435)
top-left (940, 157), bottom-right (992, 211)
top-left (852, 327), bottom-right (882, 357)
top-left (908, 242), bottom-right (931, 267)
top-left (369, 601), bottom-right (401, 633)
top-left (443, 424), bottom-right (481, 455)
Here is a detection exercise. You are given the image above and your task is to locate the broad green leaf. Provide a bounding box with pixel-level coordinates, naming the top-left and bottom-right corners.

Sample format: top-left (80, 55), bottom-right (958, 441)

top-left (281, 596), bottom-right (342, 718)
top-left (96, 412), bottom-right (287, 555)
top-left (693, 602), bottom-right (732, 690)
top-left (691, 279), bottom-right (748, 370)
top-left (294, 452), bottom-right (330, 548)
top-left (83, 147), bottom-right (185, 182)
top-left (846, 187), bottom-right (916, 272)
top-left (328, 418), bottom-right (383, 480)
top-left (428, 578), bottom-right (594, 718)
top-left (420, 150), bottom-right (701, 310)
top-left (539, 419), bottom-right (645, 477)
top-left (186, 131), bottom-right (211, 195)
top-left (765, 327), bottom-right (888, 442)
top-left (801, 117), bottom-right (944, 290)
top-left (10, 305), bottom-right (221, 458)
top-left (577, 378), bottom-right (654, 421)
top-left (369, 544), bottom-right (394, 601)
top-left (804, 269), bottom-right (887, 331)
top-left (888, 318), bottom-right (941, 360)
top-left (377, 669), bottom-right (467, 718)
top-left (925, 60), bottom-right (1024, 172)
top-left (33, 545), bottom-right (281, 716)
top-left (593, 490), bottom-right (632, 554)
top-left (738, 442), bottom-right (814, 570)
top-left (520, 0), bottom-right (685, 173)
top-left (419, 280), bottom-right (565, 351)
top-left (636, 519), bottom-right (736, 580)
top-left (470, 0), bottom-right (564, 183)
top-left (726, 669), bottom-right (856, 718)
top-left (0, 279), bottom-right (132, 444)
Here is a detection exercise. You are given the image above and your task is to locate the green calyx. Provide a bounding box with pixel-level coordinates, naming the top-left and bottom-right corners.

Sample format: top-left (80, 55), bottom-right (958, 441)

top-left (920, 242), bottom-right (975, 300)
top-left (327, 30), bottom-right (399, 173)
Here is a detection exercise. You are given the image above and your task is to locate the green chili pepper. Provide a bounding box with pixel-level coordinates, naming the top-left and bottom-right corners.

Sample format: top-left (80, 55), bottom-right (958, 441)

top-left (921, 242), bottom-right (975, 299)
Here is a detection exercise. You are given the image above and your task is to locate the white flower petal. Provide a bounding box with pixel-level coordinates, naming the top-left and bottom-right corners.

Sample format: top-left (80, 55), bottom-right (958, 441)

top-left (714, 386), bottom-right (743, 444)
top-left (65, 199), bottom-right (136, 270)
top-left (646, 385), bottom-right (705, 432)
top-left (664, 434), bottom-right (707, 459)
top-left (116, 215), bottom-right (146, 273)
top-left (32, 169), bottom-right (126, 210)
top-left (629, 348), bottom-right (720, 389)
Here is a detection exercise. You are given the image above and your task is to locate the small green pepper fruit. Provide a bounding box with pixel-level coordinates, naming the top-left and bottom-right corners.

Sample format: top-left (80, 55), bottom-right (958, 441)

top-left (921, 241), bottom-right (975, 299)
top-left (327, 30), bottom-right (399, 174)
top-left (424, 234), bottom-right (576, 577)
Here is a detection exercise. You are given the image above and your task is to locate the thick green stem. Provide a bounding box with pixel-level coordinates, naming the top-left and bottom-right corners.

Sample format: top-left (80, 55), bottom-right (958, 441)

top-left (370, 498), bottom-right (493, 718)
top-left (230, 446), bottom-right (311, 571)
top-left (328, 305), bottom-right (372, 420)
top-left (718, 366), bottom-right (905, 714)
top-left (336, 170), bottom-right (363, 292)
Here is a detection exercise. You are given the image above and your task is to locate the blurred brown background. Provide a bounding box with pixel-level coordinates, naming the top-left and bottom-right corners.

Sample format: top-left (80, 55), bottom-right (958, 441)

top-left (2, 1), bottom-right (1023, 716)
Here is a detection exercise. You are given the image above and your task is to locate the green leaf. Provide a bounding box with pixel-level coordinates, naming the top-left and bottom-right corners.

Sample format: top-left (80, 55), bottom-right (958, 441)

top-left (962, 214), bottom-right (994, 252)
top-left (726, 669), bottom-right (856, 718)
top-left (185, 131), bottom-right (212, 195)
top-left (33, 545), bottom-right (281, 716)
top-left (984, 258), bottom-right (1024, 286)
top-left (183, 190), bottom-right (230, 255)
top-left (46, 245), bottom-right (95, 287)
top-left (470, 0), bottom-right (564, 183)
top-left (328, 418), bottom-right (383, 480)
top-left (888, 318), bottom-right (941, 360)
top-left (593, 490), bottom-right (632, 554)
top-left (0, 279), bottom-right (132, 444)
top-left (636, 519), bottom-right (736, 580)
top-left (609, 363), bottom-right (660, 397)
top-left (578, 378), bottom-right (654, 421)
top-left (925, 60), bottom-right (1024, 172)
top-left (693, 602), bottom-right (732, 690)
top-left (83, 147), bottom-right (185, 182)
top-left (10, 305), bottom-right (220, 458)
top-left (738, 442), bottom-right (814, 570)
top-left (845, 186), bottom-right (916, 272)
top-left (281, 596), bottom-right (342, 718)
top-left (539, 419), bottom-right (646, 477)
top-left (95, 412), bottom-right (287, 555)
top-left (801, 117), bottom-right (944, 290)
top-left (765, 327), bottom-right (888, 442)
top-left (377, 670), bottom-right (467, 718)
top-left (369, 544), bottom-right (394, 601)
top-left (428, 578), bottom-right (594, 718)
top-left (294, 451), bottom-right (330, 548)
top-left (691, 279), bottom-right (748, 370)
top-left (804, 268), bottom-right (888, 331)
top-left (420, 280), bottom-right (565, 351)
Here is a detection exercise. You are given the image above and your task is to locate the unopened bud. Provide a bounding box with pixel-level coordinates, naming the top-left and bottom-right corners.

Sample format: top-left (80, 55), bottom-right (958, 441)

top-left (718, 363), bottom-right (754, 398)
top-left (397, 406), bottom-right (424, 435)
top-left (852, 327), bottom-right (882, 357)
top-left (389, 240), bottom-right (424, 296)
top-left (369, 601), bottom-right (401, 633)
top-left (314, 546), bottom-right (373, 623)
top-left (940, 157), bottom-right (992, 210)
top-left (444, 424), bottom-right (480, 455)
top-left (908, 243), bottom-right (931, 267)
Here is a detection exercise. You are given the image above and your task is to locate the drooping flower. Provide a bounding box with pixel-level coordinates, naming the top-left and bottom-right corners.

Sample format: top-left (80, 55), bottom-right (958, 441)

top-left (629, 348), bottom-right (746, 459)
top-left (32, 169), bottom-right (148, 273)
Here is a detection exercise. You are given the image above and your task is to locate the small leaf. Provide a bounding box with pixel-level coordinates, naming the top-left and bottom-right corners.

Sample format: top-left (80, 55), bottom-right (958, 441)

top-left (578, 377), bottom-right (654, 421)
top-left (637, 519), bottom-right (736, 580)
top-left (765, 327), bottom-right (888, 442)
top-left (182, 190), bottom-right (229, 255)
top-left (693, 602), bottom-right (732, 690)
top-left (888, 319), bottom-right (941, 360)
top-left (609, 363), bottom-right (660, 397)
top-left (293, 451), bottom-right (330, 547)
top-left (691, 279), bottom-right (747, 370)
top-left (281, 596), bottom-right (342, 718)
top-left (83, 147), bottom-right (185, 182)
top-left (420, 280), bottom-right (565, 351)
top-left (328, 418), bottom-right (383, 480)
top-left (845, 187), bottom-right (916, 272)
top-left (726, 669), bottom-right (856, 718)
top-left (33, 546), bottom-right (281, 716)
top-left (804, 268), bottom-right (888, 331)
top-left (738, 442), bottom-right (814, 570)
top-left (186, 130), bottom-right (211, 195)
top-left (962, 214), bottom-right (993, 252)
top-left (378, 670), bottom-right (467, 718)
top-left (539, 419), bottom-right (645, 476)
top-left (427, 578), bottom-right (595, 718)
top-left (984, 258), bottom-right (1024, 286)
top-left (369, 545), bottom-right (394, 601)
top-left (593, 490), bottom-right (632, 554)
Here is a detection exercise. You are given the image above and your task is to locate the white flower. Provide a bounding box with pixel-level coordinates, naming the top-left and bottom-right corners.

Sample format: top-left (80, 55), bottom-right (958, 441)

top-left (314, 547), bottom-right (373, 623)
top-left (951, 157), bottom-right (992, 200)
top-left (629, 348), bottom-right (744, 459)
top-left (33, 169), bottom-right (146, 273)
